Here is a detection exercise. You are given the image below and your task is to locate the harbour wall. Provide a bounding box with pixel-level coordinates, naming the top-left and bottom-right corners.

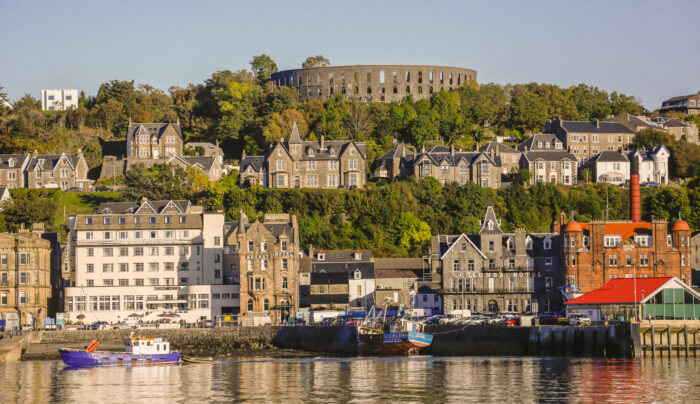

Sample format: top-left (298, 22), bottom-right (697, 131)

top-left (25, 327), bottom-right (279, 360)
top-left (273, 324), bottom-right (641, 358)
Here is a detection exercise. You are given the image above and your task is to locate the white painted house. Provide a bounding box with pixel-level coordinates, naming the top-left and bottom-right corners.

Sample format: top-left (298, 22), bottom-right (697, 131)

top-left (585, 151), bottom-right (630, 185)
top-left (41, 89), bottom-right (78, 111)
top-left (628, 145), bottom-right (670, 185)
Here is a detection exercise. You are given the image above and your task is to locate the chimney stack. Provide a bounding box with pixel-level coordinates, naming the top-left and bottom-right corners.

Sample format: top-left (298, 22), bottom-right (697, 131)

top-left (630, 157), bottom-right (641, 223)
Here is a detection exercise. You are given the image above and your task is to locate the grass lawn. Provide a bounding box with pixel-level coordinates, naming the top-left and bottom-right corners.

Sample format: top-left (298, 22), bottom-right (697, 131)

top-left (54, 191), bottom-right (121, 228)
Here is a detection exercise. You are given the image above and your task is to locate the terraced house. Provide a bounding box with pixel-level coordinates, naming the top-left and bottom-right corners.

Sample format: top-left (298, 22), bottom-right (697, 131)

top-left (0, 154), bottom-right (31, 188)
top-left (432, 207), bottom-right (563, 315)
top-left (240, 123), bottom-right (367, 189)
top-left (26, 152), bottom-right (90, 190)
top-left (546, 118), bottom-right (635, 162)
top-left (518, 134), bottom-right (578, 185)
top-left (373, 144), bottom-right (502, 188)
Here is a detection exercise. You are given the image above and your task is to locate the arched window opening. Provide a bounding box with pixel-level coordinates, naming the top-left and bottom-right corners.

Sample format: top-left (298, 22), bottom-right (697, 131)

top-left (457, 74), bottom-right (461, 86)
top-left (418, 86), bottom-right (423, 94)
top-left (440, 72), bottom-right (444, 84)
top-left (418, 71), bottom-right (423, 83)
top-left (406, 71), bottom-right (410, 82)
top-left (406, 86), bottom-right (411, 94)
top-left (449, 73), bottom-right (453, 85)
top-left (329, 74), bottom-right (334, 85)
top-left (429, 71), bottom-right (434, 83)
top-left (341, 86), bottom-right (347, 95)
top-left (366, 87), bottom-right (372, 94)
top-left (353, 71), bottom-right (358, 83)
top-left (341, 76), bottom-right (346, 86)
top-left (353, 86), bottom-right (359, 95)
top-left (393, 86), bottom-right (398, 94)
top-left (429, 86), bottom-right (434, 94)
top-left (392, 71), bottom-right (398, 83)
top-left (247, 299), bottom-right (254, 312)
top-left (367, 72), bottom-right (372, 82)
top-left (263, 298), bottom-right (269, 311)
top-left (379, 71), bottom-right (385, 83)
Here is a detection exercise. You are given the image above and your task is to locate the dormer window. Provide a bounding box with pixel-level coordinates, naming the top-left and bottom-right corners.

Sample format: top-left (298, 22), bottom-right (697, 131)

top-left (7, 158), bottom-right (15, 168)
top-left (555, 141), bottom-right (562, 149)
top-left (354, 252), bottom-right (361, 260)
top-left (544, 237), bottom-right (552, 250)
top-left (583, 236), bottom-right (589, 247)
top-left (330, 148), bottom-right (336, 156)
top-left (308, 148), bottom-right (314, 157)
top-left (604, 235), bottom-right (622, 247)
top-left (488, 221), bottom-right (493, 230)
top-left (507, 237), bottom-right (514, 251)
top-left (526, 237), bottom-right (533, 250)
top-left (354, 269), bottom-right (361, 280)
top-left (85, 217), bottom-right (93, 225)
top-left (634, 235), bottom-right (651, 247)
top-left (317, 253), bottom-right (325, 261)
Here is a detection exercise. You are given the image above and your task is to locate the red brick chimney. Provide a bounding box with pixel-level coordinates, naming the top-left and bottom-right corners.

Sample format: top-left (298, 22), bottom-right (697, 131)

top-left (630, 157), bottom-right (641, 223)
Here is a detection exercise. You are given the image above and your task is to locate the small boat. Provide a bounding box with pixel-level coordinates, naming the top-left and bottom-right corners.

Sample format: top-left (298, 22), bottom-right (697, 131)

top-left (59, 335), bottom-right (180, 367)
top-left (181, 355), bottom-right (213, 364)
top-left (356, 305), bottom-right (433, 355)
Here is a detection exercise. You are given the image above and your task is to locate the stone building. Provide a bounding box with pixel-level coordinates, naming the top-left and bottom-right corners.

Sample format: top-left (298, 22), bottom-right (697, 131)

top-left (373, 144), bottom-right (502, 188)
top-left (270, 65), bottom-right (477, 103)
top-left (546, 119), bottom-right (635, 162)
top-left (374, 269), bottom-right (422, 310)
top-left (518, 134), bottom-right (578, 185)
top-left (224, 213), bottom-right (299, 324)
top-left (0, 224), bottom-right (54, 329)
top-left (652, 118), bottom-right (699, 143)
top-left (479, 142), bottom-right (521, 177)
top-left (432, 207), bottom-right (563, 315)
top-left (0, 154), bottom-right (31, 189)
top-left (659, 93), bottom-right (700, 115)
top-left (240, 123), bottom-right (367, 189)
top-left (560, 211), bottom-right (693, 295)
top-left (26, 152), bottom-right (90, 190)
top-left (184, 141), bottom-right (225, 165)
top-left (126, 121), bottom-right (183, 160)
top-left (691, 232), bottom-right (700, 281)
top-left (64, 199), bottom-right (237, 324)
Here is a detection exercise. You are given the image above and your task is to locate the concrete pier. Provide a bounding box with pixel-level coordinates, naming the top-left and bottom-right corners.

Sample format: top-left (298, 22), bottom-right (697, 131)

top-left (640, 321), bottom-right (700, 357)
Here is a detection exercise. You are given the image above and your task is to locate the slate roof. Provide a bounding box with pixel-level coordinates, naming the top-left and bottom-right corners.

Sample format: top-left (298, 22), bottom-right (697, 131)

top-left (628, 145), bottom-right (669, 162)
top-left (588, 151), bottom-right (629, 163)
top-left (0, 154), bottom-right (29, 169)
top-left (479, 142), bottom-right (519, 154)
top-left (559, 120), bottom-right (634, 134)
top-left (438, 233), bottom-right (560, 259)
top-left (27, 154), bottom-right (82, 171)
top-left (376, 144), bottom-right (414, 161)
top-left (661, 118), bottom-right (695, 128)
top-left (412, 150), bottom-right (496, 167)
top-left (518, 134), bottom-right (564, 152)
top-left (662, 94), bottom-right (700, 103)
top-left (97, 200), bottom-right (191, 214)
top-left (375, 268), bottom-right (422, 279)
top-left (523, 150), bottom-right (577, 162)
top-left (311, 262), bottom-right (375, 279)
top-left (223, 221), bottom-right (294, 238)
top-left (240, 156), bottom-right (265, 172)
top-left (312, 249), bottom-right (373, 262)
top-left (180, 156), bottom-right (217, 171)
top-left (127, 122), bottom-right (182, 140)
top-left (373, 258), bottom-right (427, 271)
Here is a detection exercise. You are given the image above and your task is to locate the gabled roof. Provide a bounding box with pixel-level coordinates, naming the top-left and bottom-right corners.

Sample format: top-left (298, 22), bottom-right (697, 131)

top-left (27, 153), bottom-right (83, 171)
top-left (566, 221), bottom-right (653, 243)
top-left (0, 154), bottom-right (30, 169)
top-left (523, 150), bottom-right (577, 162)
top-left (440, 233), bottom-right (487, 259)
top-left (127, 122), bottom-right (183, 141)
top-left (565, 277), bottom-right (682, 305)
top-left (376, 145), bottom-right (414, 161)
top-left (180, 156), bottom-right (217, 171)
top-left (662, 94), bottom-right (700, 103)
top-left (518, 134), bottom-right (563, 152)
top-left (375, 268), bottom-right (422, 279)
top-left (480, 206), bottom-right (503, 234)
top-left (240, 156), bottom-right (265, 172)
top-left (288, 122), bottom-right (302, 144)
top-left (479, 141), bottom-right (519, 154)
top-left (312, 249), bottom-right (373, 262)
top-left (97, 200), bottom-right (190, 214)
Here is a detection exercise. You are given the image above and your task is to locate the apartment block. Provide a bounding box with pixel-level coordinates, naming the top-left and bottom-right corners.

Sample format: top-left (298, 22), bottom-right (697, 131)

top-left (41, 89), bottom-right (78, 111)
top-left (546, 119), bottom-right (635, 162)
top-left (64, 199), bottom-right (238, 324)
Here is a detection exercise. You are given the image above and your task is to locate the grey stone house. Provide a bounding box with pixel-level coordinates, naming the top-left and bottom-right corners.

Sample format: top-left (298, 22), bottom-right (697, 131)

top-left (518, 134), bottom-right (578, 185)
top-left (26, 152), bottom-right (90, 190)
top-left (240, 123), bottom-right (367, 189)
top-left (431, 206), bottom-right (563, 314)
top-left (0, 154), bottom-right (31, 188)
top-left (546, 119), bottom-right (635, 162)
top-left (373, 144), bottom-right (502, 188)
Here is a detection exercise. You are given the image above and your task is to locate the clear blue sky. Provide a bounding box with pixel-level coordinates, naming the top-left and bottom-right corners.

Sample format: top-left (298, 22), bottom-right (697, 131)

top-left (1, 0), bottom-right (699, 109)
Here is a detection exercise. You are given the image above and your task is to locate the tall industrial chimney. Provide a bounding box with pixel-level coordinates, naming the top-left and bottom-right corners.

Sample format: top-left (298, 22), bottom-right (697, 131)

top-left (630, 157), bottom-right (641, 223)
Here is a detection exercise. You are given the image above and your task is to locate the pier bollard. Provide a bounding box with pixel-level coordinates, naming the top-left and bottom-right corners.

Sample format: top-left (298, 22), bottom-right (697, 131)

top-left (650, 325), bottom-right (655, 357)
top-left (667, 326), bottom-right (672, 357)
top-left (684, 326), bottom-right (689, 358)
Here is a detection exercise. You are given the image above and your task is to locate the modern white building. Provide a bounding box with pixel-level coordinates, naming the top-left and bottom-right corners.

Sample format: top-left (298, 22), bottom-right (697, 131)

top-left (64, 199), bottom-right (239, 324)
top-left (628, 145), bottom-right (670, 185)
top-left (41, 89), bottom-right (78, 111)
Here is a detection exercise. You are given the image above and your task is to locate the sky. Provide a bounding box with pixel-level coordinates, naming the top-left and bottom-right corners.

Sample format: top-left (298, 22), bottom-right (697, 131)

top-left (1, 0), bottom-right (699, 109)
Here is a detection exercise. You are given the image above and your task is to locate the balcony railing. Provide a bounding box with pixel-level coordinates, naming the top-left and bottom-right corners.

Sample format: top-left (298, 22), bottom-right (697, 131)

top-left (440, 288), bottom-right (537, 294)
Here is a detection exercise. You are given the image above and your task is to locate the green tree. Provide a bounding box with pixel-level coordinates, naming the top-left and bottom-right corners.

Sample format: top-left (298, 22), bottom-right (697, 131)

top-left (122, 164), bottom-right (195, 201)
top-left (250, 54), bottom-right (278, 85)
top-left (302, 55), bottom-right (330, 69)
top-left (391, 212), bottom-right (431, 255)
top-left (631, 128), bottom-right (674, 149)
top-left (0, 196), bottom-right (57, 232)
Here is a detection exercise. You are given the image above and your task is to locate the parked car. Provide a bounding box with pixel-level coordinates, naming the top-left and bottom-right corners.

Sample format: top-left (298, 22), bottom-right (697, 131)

top-left (537, 314), bottom-right (559, 325)
top-left (89, 321), bottom-right (109, 330)
top-left (568, 313), bottom-right (592, 326)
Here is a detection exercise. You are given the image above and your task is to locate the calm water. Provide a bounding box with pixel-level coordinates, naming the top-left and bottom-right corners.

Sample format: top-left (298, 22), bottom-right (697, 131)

top-left (1, 356), bottom-right (699, 403)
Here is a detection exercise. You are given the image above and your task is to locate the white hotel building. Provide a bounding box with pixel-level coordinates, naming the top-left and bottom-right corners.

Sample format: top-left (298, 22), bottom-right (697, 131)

top-left (64, 199), bottom-right (239, 324)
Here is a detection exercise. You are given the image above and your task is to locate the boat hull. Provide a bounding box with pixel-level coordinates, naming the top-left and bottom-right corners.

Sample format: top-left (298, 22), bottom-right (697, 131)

top-left (59, 349), bottom-right (180, 367)
top-left (358, 331), bottom-right (433, 355)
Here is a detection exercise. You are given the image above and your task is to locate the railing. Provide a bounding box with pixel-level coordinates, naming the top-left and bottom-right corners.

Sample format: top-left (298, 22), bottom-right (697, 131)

top-left (440, 288), bottom-right (537, 294)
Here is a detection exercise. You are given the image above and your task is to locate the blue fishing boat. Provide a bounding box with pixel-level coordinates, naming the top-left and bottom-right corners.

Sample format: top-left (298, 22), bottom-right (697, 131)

top-left (356, 305), bottom-right (433, 355)
top-left (59, 335), bottom-right (180, 367)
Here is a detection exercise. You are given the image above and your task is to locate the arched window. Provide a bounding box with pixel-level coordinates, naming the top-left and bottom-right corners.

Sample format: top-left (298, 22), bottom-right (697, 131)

top-left (329, 87), bottom-right (334, 95)
top-left (353, 71), bottom-right (358, 83)
top-left (393, 86), bottom-right (398, 94)
top-left (341, 86), bottom-right (347, 95)
top-left (406, 71), bottom-right (410, 82)
top-left (308, 148), bottom-right (314, 157)
top-left (341, 76), bottom-right (346, 86)
top-left (406, 86), bottom-right (411, 94)
top-left (366, 87), bottom-right (372, 94)
top-left (353, 86), bottom-right (359, 95)
top-left (526, 237), bottom-right (533, 250)
top-left (263, 298), bottom-right (269, 311)
top-left (379, 71), bottom-right (385, 83)
top-left (247, 299), bottom-right (253, 312)
top-left (418, 71), bottom-right (423, 83)
top-left (457, 74), bottom-right (461, 86)
top-left (429, 71), bottom-right (434, 83)
top-left (487, 300), bottom-right (498, 313)
top-left (440, 72), bottom-right (444, 84)
top-left (418, 86), bottom-right (423, 94)
top-left (329, 74), bottom-right (334, 85)
top-left (429, 86), bottom-right (434, 94)
top-left (449, 73), bottom-right (453, 85)
top-left (392, 71), bottom-right (398, 83)
top-left (367, 72), bottom-right (372, 82)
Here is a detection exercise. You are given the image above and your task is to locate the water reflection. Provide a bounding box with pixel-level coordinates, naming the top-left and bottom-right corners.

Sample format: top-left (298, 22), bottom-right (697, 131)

top-left (1, 357), bottom-right (699, 403)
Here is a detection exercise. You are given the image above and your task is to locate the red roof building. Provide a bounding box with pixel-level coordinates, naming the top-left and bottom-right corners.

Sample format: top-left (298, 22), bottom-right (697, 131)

top-left (565, 277), bottom-right (700, 321)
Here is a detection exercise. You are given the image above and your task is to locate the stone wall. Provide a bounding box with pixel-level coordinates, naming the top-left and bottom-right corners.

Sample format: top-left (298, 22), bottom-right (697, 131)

top-left (271, 65), bottom-right (477, 103)
top-left (36, 327), bottom-right (278, 356)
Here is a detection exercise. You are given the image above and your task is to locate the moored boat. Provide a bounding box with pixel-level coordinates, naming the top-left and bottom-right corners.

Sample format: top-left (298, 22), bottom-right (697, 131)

top-left (59, 335), bottom-right (180, 367)
top-left (356, 305), bottom-right (433, 355)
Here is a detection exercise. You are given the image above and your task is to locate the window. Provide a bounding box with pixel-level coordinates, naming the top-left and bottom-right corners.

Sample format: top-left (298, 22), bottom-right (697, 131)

top-left (118, 247), bottom-right (128, 257)
top-left (164, 262), bottom-right (174, 271)
top-left (135, 263), bottom-right (144, 272)
top-left (488, 240), bottom-right (494, 251)
top-left (19, 291), bottom-right (27, 305)
top-left (149, 216), bottom-right (156, 224)
top-left (453, 260), bottom-right (461, 272)
top-left (104, 217), bottom-right (111, 225)
top-left (248, 242), bottom-right (254, 252)
top-left (626, 254), bottom-right (633, 266)
top-left (85, 217), bottom-right (93, 225)
top-left (282, 258), bottom-right (288, 271)
top-left (86, 248), bottom-right (94, 257)
top-left (180, 262), bottom-right (189, 271)
top-left (86, 280), bottom-right (94, 287)
top-left (609, 254), bottom-right (618, 266)
top-left (102, 263), bottom-right (113, 272)
top-left (102, 248), bottom-right (113, 257)
top-left (468, 259), bottom-right (474, 271)
top-left (149, 247), bottom-right (159, 256)
top-left (134, 247), bottom-right (144, 256)
top-left (103, 231), bottom-right (111, 240)
top-left (640, 254), bottom-right (649, 266)
top-left (119, 263), bottom-right (128, 272)
top-left (262, 260), bottom-right (268, 270)
top-left (604, 236), bottom-right (621, 247)
top-left (149, 263), bottom-right (159, 272)
top-left (544, 238), bottom-right (552, 250)
top-left (247, 259), bottom-right (253, 272)
top-left (19, 253), bottom-right (27, 265)
top-left (103, 279), bottom-right (114, 286)
top-left (134, 216), bottom-right (142, 224)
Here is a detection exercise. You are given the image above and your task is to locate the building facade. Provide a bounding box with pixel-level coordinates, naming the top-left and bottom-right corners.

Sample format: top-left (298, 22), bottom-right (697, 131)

top-left (659, 93), bottom-right (700, 115)
top-left (518, 135), bottom-right (578, 185)
top-left (64, 199), bottom-right (237, 324)
top-left (374, 144), bottom-right (502, 188)
top-left (560, 216), bottom-right (693, 296)
top-left (306, 249), bottom-right (374, 310)
top-left (546, 119), bottom-right (635, 162)
top-left (585, 151), bottom-right (630, 185)
top-left (653, 118), bottom-right (699, 143)
top-left (26, 152), bottom-right (90, 190)
top-left (628, 145), bottom-right (670, 185)
top-left (433, 207), bottom-right (563, 315)
top-left (41, 89), bottom-right (78, 111)
top-left (240, 123), bottom-right (367, 189)
top-left (0, 154), bottom-right (31, 189)
top-left (0, 224), bottom-right (53, 329)
top-left (126, 122), bottom-right (183, 160)
top-left (270, 65), bottom-right (477, 103)
top-left (224, 213), bottom-right (299, 324)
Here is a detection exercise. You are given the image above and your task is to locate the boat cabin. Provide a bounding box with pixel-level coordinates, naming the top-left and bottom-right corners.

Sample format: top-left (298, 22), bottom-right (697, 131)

top-left (123, 337), bottom-right (171, 355)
